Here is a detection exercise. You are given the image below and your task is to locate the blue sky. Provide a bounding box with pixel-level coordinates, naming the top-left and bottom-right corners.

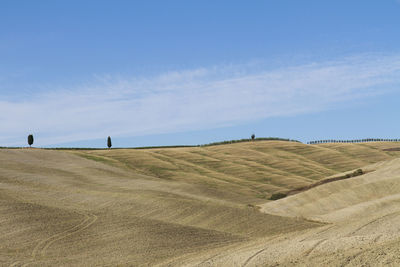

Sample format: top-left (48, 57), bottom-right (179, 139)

top-left (1, 0), bottom-right (400, 147)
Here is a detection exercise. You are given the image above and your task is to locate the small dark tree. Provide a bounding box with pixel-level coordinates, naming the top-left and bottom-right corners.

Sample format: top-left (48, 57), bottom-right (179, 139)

top-left (251, 134), bottom-right (255, 140)
top-left (107, 136), bottom-right (112, 149)
top-left (28, 134), bottom-right (34, 147)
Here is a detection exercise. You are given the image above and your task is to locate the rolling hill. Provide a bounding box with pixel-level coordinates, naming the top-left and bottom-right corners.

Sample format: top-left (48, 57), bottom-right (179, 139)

top-left (78, 140), bottom-right (400, 203)
top-left (2, 140), bottom-right (400, 266)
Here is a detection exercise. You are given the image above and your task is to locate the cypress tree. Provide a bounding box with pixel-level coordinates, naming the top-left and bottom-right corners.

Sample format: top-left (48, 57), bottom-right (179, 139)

top-left (107, 136), bottom-right (112, 149)
top-left (28, 134), bottom-right (34, 147)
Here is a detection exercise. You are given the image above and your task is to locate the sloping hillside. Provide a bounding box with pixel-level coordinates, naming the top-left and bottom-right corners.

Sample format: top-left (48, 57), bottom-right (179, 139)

top-left (260, 156), bottom-right (400, 223)
top-left (0, 148), bottom-right (318, 266)
top-left (234, 155), bottom-right (400, 266)
top-left (80, 141), bottom-right (400, 203)
top-left (180, 145), bottom-right (400, 266)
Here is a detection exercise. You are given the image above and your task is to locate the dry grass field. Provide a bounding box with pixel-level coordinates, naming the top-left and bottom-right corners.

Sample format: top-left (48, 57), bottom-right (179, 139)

top-left (2, 140), bottom-right (400, 266)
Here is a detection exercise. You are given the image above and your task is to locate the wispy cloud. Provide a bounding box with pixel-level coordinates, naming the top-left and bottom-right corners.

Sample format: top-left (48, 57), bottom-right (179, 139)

top-left (1, 53), bottom-right (400, 146)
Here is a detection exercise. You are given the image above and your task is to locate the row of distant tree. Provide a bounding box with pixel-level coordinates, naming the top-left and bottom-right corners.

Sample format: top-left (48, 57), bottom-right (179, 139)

top-left (23, 134), bottom-right (264, 149)
top-left (23, 134), bottom-right (400, 148)
top-left (308, 138), bottom-right (400, 144)
top-left (26, 134), bottom-right (113, 148)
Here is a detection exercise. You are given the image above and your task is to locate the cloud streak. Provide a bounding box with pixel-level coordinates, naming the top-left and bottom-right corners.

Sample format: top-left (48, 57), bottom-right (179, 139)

top-left (1, 53), bottom-right (400, 146)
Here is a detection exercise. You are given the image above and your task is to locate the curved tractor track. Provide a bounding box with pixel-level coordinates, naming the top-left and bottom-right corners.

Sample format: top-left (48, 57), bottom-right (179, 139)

top-left (9, 212), bottom-right (97, 267)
